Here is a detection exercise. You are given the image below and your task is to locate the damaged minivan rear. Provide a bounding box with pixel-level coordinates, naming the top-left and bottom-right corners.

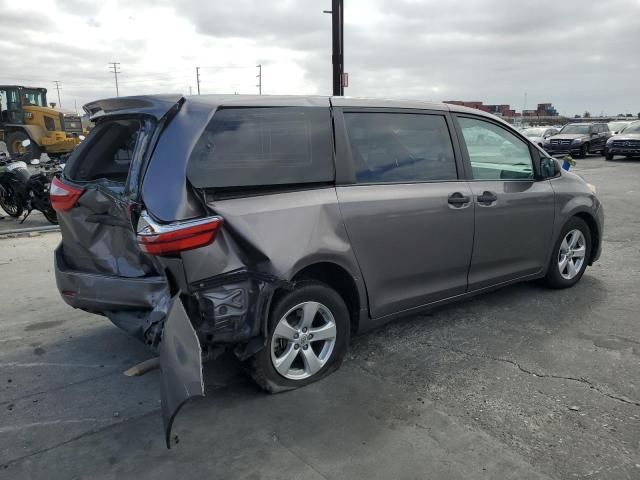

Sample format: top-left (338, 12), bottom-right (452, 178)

top-left (53, 93), bottom-right (603, 447)
top-left (53, 95), bottom-right (365, 446)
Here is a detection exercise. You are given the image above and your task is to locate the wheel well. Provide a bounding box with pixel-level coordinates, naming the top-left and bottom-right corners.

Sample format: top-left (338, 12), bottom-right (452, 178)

top-left (290, 262), bottom-right (361, 334)
top-left (574, 212), bottom-right (599, 265)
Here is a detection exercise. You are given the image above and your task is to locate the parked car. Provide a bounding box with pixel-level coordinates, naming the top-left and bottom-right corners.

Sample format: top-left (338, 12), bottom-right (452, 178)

top-left (52, 95), bottom-right (603, 445)
top-left (607, 120), bottom-right (633, 135)
top-left (522, 127), bottom-right (559, 147)
top-left (605, 121), bottom-right (640, 160)
top-left (543, 123), bottom-right (611, 158)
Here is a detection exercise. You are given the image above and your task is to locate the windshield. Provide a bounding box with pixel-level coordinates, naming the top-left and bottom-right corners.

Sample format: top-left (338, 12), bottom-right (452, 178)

top-left (608, 122), bottom-right (629, 132)
top-left (21, 89), bottom-right (46, 107)
top-left (560, 124), bottom-right (590, 135)
top-left (623, 123), bottom-right (640, 134)
top-left (523, 128), bottom-right (545, 138)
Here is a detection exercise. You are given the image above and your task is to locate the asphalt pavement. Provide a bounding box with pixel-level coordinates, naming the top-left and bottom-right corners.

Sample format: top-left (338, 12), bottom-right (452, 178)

top-left (1, 155), bottom-right (639, 479)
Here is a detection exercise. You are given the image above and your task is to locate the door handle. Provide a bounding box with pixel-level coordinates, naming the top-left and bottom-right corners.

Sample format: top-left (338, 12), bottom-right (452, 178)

top-left (448, 192), bottom-right (471, 207)
top-left (477, 191), bottom-right (498, 205)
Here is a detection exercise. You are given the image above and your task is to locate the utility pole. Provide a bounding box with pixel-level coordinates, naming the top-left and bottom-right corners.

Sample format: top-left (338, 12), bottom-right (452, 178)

top-left (53, 80), bottom-right (62, 108)
top-left (189, 86), bottom-right (193, 96)
top-left (256, 64), bottom-right (262, 95)
top-left (196, 67), bottom-right (201, 95)
top-left (324, 0), bottom-right (345, 96)
top-left (109, 62), bottom-right (121, 97)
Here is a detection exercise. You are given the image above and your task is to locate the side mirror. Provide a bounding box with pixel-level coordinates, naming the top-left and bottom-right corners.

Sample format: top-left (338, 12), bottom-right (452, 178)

top-left (21, 139), bottom-right (31, 147)
top-left (30, 159), bottom-right (40, 165)
top-left (540, 156), bottom-right (559, 178)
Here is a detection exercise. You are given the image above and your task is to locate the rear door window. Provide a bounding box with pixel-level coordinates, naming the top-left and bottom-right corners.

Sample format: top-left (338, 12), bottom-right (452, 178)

top-left (187, 107), bottom-right (333, 190)
top-left (65, 118), bottom-right (143, 183)
top-left (343, 112), bottom-right (458, 183)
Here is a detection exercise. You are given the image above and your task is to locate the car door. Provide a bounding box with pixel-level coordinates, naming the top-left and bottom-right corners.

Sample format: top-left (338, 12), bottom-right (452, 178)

top-left (454, 114), bottom-right (555, 291)
top-left (334, 108), bottom-right (474, 318)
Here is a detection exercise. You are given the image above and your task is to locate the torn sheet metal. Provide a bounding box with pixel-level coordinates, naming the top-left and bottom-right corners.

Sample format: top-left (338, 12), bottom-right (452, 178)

top-left (159, 293), bottom-right (204, 449)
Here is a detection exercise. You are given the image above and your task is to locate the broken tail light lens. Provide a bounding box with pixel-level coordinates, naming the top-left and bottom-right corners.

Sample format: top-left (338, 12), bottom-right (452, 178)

top-left (50, 177), bottom-right (85, 212)
top-left (137, 212), bottom-right (223, 256)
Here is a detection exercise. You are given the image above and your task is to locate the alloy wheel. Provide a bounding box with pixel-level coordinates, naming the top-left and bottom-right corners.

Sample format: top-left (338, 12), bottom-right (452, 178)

top-left (270, 301), bottom-right (337, 380)
top-left (558, 229), bottom-right (586, 280)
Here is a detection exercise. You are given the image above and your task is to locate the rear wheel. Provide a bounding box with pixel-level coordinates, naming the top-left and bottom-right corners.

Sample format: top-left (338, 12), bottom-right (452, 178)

top-left (42, 208), bottom-right (58, 224)
top-left (543, 217), bottom-right (591, 289)
top-left (0, 183), bottom-right (23, 218)
top-left (249, 281), bottom-right (350, 392)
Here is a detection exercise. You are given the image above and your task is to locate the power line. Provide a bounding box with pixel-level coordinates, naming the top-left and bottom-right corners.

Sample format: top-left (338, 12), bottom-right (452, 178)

top-left (108, 62), bottom-right (121, 97)
top-left (52, 80), bottom-right (62, 107)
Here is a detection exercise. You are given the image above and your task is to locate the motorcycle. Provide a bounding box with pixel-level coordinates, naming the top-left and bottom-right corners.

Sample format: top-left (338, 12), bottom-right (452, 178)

top-left (0, 139), bottom-right (62, 224)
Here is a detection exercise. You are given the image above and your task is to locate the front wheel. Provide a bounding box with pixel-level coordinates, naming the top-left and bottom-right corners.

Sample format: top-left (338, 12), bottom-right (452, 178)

top-left (577, 143), bottom-right (588, 159)
top-left (249, 281), bottom-right (350, 392)
top-left (605, 151), bottom-right (614, 161)
top-left (0, 183), bottom-right (24, 218)
top-left (543, 217), bottom-right (591, 289)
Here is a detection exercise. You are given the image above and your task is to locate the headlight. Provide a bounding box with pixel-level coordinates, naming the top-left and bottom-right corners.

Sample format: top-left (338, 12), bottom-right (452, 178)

top-left (606, 137), bottom-right (614, 145)
top-left (586, 183), bottom-right (597, 194)
top-left (572, 138), bottom-right (583, 144)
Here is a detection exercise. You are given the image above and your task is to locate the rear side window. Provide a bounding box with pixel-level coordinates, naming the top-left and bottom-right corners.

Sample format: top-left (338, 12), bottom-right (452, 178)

top-left (187, 107), bottom-right (333, 189)
top-left (343, 112), bottom-right (457, 183)
top-left (66, 119), bottom-right (142, 183)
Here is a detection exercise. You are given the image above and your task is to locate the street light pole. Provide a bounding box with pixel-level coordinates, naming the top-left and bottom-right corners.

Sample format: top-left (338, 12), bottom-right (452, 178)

top-left (324, 0), bottom-right (344, 96)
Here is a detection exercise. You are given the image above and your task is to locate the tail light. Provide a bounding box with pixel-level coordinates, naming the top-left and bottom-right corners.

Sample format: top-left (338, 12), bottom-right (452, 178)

top-left (137, 211), bottom-right (223, 256)
top-left (50, 177), bottom-right (85, 212)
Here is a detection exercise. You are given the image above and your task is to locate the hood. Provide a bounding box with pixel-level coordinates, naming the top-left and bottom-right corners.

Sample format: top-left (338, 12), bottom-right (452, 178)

top-left (610, 133), bottom-right (640, 141)
top-left (550, 133), bottom-right (587, 141)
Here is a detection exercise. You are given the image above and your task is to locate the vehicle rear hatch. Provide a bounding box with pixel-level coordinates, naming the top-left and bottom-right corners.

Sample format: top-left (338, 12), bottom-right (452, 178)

top-left (53, 95), bottom-right (182, 337)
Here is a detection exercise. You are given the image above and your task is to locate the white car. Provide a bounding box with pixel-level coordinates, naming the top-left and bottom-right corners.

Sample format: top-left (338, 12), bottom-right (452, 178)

top-left (607, 121), bottom-right (633, 135)
top-left (522, 127), bottom-right (559, 147)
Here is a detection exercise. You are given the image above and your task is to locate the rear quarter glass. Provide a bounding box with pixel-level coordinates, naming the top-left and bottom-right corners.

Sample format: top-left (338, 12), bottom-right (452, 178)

top-left (186, 107), bottom-right (334, 190)
top-left (64, 118), bottom-right (145, 185)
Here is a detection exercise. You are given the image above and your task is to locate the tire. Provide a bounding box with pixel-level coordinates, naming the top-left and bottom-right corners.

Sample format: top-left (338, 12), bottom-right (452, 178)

top-left (6, 131), bottom-right (41, 162)
top-left (249, 281), bottom-right (350, 393)
top-left (543, 217), bottom-right (592, 289)
top-left (577, 143), bottom-right (588, 159)
top-left (605, 152), bottom-right (614, 161)
top-left (0, 183), bottom-right (23, 218)
top-left (42, 208), bottom-right (58, 224)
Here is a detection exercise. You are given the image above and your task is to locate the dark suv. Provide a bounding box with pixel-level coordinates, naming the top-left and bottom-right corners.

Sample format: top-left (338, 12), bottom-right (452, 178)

top-left (543, 122), bottom-right (611, 158)
top-left (51, 95), bottom-right (603, 445)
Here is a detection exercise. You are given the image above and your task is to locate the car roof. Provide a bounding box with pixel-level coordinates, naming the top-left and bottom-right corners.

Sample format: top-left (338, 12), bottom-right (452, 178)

top-left (185, 94), bottom-right (511, 123)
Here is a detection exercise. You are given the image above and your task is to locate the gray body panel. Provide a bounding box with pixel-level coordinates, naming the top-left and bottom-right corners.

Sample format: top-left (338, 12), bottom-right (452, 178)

top-left (466, 179), bottom-right (555, 290)
top-left (336, 182), bottom-right (474, 318)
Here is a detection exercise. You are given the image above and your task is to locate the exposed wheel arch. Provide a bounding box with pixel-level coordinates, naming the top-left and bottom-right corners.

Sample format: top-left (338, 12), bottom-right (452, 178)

top-left (287, 262), bottom-right (362, 335)
top-left (573, 212), bottom-right (600, 265)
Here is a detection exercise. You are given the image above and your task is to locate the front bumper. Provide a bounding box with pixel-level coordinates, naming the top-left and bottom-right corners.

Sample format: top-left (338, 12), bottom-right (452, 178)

top-left (607, 146), bottom-right (640, 157)
top-left (544, 144), bottom-right (582, 155)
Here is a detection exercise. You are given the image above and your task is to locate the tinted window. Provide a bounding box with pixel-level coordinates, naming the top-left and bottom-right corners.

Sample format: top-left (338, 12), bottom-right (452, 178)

top-left (343, 113), bottom-right (457, 183)
top-left (187, 107), bottom-right (333, 189)
top-left (458, 117), bottom-right (533, 180)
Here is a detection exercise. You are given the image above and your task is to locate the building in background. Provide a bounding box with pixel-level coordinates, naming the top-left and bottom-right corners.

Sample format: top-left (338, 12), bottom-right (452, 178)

top-left (443, 100), bottom-right (518, 117)
top-left (444, 100), bottom-right (559, 118)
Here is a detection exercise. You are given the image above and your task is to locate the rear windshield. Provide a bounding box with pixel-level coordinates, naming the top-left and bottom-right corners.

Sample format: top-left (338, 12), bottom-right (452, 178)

top-left (65, 119), bottom-right (142, 183)
top-left (186, 107), bottom-right (333, 190)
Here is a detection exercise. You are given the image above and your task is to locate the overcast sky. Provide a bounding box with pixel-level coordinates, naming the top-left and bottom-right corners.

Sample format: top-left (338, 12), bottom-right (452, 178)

top-left (1, 0), bottom-right (638, 116)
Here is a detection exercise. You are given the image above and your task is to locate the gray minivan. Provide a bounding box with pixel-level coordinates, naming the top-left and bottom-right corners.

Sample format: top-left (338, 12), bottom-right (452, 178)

top-left (52, 95), bottom-right (603, 445)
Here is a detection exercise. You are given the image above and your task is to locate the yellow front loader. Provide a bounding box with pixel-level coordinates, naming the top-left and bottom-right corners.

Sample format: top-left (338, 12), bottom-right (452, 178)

top-left (0, 85), bottom-right (82, 160)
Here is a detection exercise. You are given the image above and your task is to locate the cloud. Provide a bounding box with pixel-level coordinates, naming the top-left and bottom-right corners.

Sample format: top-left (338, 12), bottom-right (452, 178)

top-left (0, 0), bottom-right (638, 115)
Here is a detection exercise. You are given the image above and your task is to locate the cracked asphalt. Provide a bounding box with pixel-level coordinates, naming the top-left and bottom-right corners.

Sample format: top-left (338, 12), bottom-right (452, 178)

top-left (1, 155), bottom-right (639, 479)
